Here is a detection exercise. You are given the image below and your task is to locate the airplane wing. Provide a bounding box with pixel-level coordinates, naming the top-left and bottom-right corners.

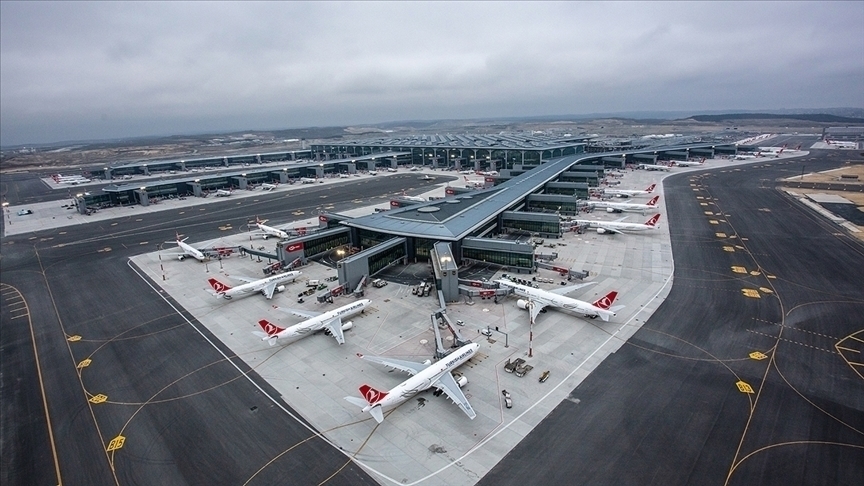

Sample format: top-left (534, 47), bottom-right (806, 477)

top-left (360, 355), bottom-right (426, 376)
top-left (433, 372), bottom-right (476, 419)
top-left (261, 282), bottom-right (279, 299)
top-left (275, 307), bottom-right (322, 319)
top-left (528, 300), bottom-right (548, 322)
top-left (549, 281), bottom-right (597, 296)
top-left (323, 317), bottom-right (345, 345)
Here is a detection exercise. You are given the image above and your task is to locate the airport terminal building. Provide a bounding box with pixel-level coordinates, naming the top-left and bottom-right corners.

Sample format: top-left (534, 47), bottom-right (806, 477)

top-left (75, 134), bottom-right (737, 298)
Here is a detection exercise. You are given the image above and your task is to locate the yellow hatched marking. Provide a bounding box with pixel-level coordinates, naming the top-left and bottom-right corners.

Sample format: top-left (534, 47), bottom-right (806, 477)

top-left (696, 196), bottom-right (704, 200)
top-left (767, 275), bottom-right (776, 279)
top-left (704, 211), bottom-right (714, 215)
top-left (709, 220), bottom-right (719, 225)
top-left (742, 289), bottom-right (761, 298)
top-left (735, 245), bottom-right (745, 249)
top-left (692, 188), bottom-right (700, 192)
top-left (107, 436), bottom-right (126, 452)
top-left (89, 394), bottom-right (107, 404)
top-left (732, 266), bottom-right (747, 274)
top-left (759, 287), bottom-right (773, 294)
top-left (749, 351), bottom-right (768, 360)
top-left (716, 232), bottom-right (727, 237)
top-left (750, 270), bottom-right (761, 276)
top-left (77, 358), bottom-right (91, 369)
top-left (723, 246), bottom-right (735, 252)
top-left (700, 202), bottom-right (708, 206)
top-left (218, 225), bottom-right (232, 231)
top-left (67, 335), bottom-right (81, 342)
top-left (736, 381), bottom-right (754, 393)
top-left (729, 235), bottom-right (737, 239)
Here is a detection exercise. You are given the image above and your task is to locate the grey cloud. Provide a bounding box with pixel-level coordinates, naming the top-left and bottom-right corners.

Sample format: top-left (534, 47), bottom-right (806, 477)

top-left (2, 1), bottom-right (862, 146)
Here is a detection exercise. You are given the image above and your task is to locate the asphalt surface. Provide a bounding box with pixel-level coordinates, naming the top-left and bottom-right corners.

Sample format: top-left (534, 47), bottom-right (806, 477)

top-left (479, 148), bottom-right (864, 485)
top-left (0, 174), bottom-right (450, 486)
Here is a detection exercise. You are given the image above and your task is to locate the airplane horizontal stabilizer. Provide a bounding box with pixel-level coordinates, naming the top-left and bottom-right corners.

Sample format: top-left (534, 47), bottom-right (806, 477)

top-left (369, 405), bottom-right (384, 423)
top-left (344, 396), bottom-right (367, 409)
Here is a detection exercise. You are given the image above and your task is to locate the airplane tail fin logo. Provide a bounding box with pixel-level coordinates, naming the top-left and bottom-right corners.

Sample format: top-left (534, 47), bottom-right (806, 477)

top-left (258, 319), bottom-right (284, 336)
top-left (359, 384), bottom-right (388, 405)
top-left (647, 196), bottom-right (660, 206)
top-left (208, 278), bottom-right (231, 293)
top-left (645, 214), bottom-right (661, 227)
top-left (592, 291), bottom-right (619, 310)
top-left (646, 183), bottom-right (656, 193)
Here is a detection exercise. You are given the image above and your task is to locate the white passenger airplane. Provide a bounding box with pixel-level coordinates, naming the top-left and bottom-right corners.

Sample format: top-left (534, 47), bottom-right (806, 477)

top-left (261, 182), bottom-right (278, 191)
top-left (575, 213), bottom-right (662, 235)
top-left (604, 183), bottom-right (656, 197)
top-left (638, 163), bottom-right (671, 171)
top-left (675, 158), bottom-right (706, 167)
top-left (207, 270), bottom-right (301, 300)
top-left (164, 233), bottom-right (208, 262)
top-left (300, 177), bottom-right (318, 184)
top-left (253, 217), bottom-right (290, 240)
top-left (496, 280), bottom-right (620, 323)
top-left (591, 195), bottom-right (661, 214)
top-left (215, 189), bottom-right (232, 197)
top-left (255, 299), bottom-right (371, 345)
top-left (344, 342), bottom-right (479, 423)
top-left (398, 190), bottom-right (425, 202)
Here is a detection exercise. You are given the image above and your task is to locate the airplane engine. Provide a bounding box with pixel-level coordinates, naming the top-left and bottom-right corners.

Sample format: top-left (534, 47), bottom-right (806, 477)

top-left (341, 321), bottom-right (353, 331)
top-left (606, 207), bottom-right (617, 213)
top-left (597, 228), bottom-right (608, 234)
top-left (516, 299), bottom-right (531, 310)
top-left (455, 374), bottom-right (468, 388)
top-left (178, 255), bottom-right (186, 261)
top-left (275, 285), bottom-right (286, 293)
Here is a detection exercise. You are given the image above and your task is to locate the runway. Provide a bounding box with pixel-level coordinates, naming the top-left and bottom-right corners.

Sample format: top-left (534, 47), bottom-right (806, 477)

top-left (479, 149), bottom-right (864, 485)
top-left (1, 174), bottom-right (449, 485)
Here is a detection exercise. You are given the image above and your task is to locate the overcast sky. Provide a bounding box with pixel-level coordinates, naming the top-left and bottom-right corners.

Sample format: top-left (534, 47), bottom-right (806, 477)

top-left (2, 1), bottom-right (862, 146)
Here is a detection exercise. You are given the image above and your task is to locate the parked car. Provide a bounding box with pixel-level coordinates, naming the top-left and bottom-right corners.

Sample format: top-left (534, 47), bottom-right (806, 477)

top-left (502, 390), bottom-right (512, 408)
top-left (17, 209), bottom-right (33, 216)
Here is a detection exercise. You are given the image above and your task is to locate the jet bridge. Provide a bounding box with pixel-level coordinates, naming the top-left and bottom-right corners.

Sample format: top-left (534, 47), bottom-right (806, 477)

top-left (431, 308), bottom-right (472, 359)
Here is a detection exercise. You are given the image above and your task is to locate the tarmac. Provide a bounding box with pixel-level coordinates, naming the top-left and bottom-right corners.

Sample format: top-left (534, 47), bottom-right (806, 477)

top-left (8, 144), bottom-right (852, 485)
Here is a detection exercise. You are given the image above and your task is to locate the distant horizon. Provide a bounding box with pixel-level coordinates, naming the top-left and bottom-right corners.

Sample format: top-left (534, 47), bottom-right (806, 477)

top-left (3, 107), bottom-right (862, 150)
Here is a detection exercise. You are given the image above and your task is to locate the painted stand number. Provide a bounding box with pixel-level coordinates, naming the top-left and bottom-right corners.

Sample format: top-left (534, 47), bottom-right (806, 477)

top-left (749, 352), bottom-right (768, 360)
top-left (736, 381), bottom-right (754, 394)
top-left (107, 436), bottom-right (125, 452)
top-left (89, 394), bottom-right (107, 404)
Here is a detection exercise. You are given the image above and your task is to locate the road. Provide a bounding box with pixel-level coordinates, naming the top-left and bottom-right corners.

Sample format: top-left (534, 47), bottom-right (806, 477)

top-left (479, 148), bottom-right (864, 485)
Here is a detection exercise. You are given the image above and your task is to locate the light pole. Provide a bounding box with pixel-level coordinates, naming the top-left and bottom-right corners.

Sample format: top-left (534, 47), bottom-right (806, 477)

top-left (526, 299), bottom-right (535, 358)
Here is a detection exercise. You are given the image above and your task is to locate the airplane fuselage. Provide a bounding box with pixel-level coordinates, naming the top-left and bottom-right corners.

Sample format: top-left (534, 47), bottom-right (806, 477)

top-left (177, 240), bottom-right (207, 261)
top-left (219, 271), bottom-right (300, 299)
top-left (257, 222), bottom-right (289, 239)
top-left (270, 299), bottom-right (370, 341)
top-left (498, 281), bottom-right (614, 320)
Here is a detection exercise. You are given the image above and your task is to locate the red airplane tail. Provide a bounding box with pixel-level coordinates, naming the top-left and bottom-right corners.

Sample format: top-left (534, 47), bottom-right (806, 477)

top-left (645, 214), bottom-right (661, 227)
top-left (645, 183), bottom-right (656, 193)
top-left (208, 278), bottom-right (231, 293)
top-left (258, 319), bottom-right (285, 336)
top-left (592, 291), bottom-right (619, 310)
top-left (359, 384), bottom-right (388, 405)
top-left (646, 195), bottom-right (660, 207)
